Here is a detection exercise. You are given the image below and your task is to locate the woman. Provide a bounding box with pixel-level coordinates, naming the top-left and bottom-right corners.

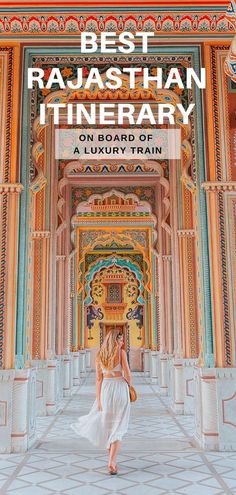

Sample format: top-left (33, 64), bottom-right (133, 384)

top-left (71, 329), bottom-right (131, 475)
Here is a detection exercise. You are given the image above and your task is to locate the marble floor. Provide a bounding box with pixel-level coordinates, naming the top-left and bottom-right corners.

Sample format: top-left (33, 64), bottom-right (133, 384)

top-left (0, 372), bottom-right (236, 495)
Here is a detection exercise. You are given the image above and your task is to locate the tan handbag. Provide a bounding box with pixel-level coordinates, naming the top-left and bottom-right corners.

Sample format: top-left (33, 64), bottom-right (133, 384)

top-left (129, 384), bottom-right (137, 402)
top-left (124, 378), bottom-right (137, 402)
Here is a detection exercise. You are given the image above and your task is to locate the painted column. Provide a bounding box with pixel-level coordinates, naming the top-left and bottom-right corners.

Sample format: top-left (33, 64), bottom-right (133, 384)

top-left (158, 254), bottom-right (173, 396)
top-left (31, 231), bottom-right (50, 362)
top-left (194, 53), bottom-right (214, 368)
top-left (72, 253), bottom-right (78, 351)
top-left (147, 292), bottom-right (153, 348)
top-left (80, 253), bottom-right (85, 349)
top-left (162, 255), bottom-right (173, 355)
top-left (201, 183), bottom-right (232, 367)
top-left (171, 163), bottom-right (198, 367)
top-left (170, 161), bottom-right (182, 359)
top-left (0, 184), bottom-right (23, 369)
top-left (64, 255), bottom-right (71, 354)
top-left (77, 293), bottom-right (84, 349)
top-left (46, 228), bottom-right (57, 360)
top-left (69, 252), bottom-right (76, 354)
top-left (157, 179), bottom-right (167, 357)
top-left (144, 295), bottom-right (149, 348)
top-left (158, 254), bottom-right (166, 354)
top-left (47, 137), bottom-right (58, 360)
top-left (177, 229), bottom-right (198, 359)
top-left (151, 242), bottom-right (158, 347)
top-left (154, 255), bottom-right (160, 353)
top-left (56, 255), bottom-right (66, 355)
top-left (0, 46), bottom-right (22, 371)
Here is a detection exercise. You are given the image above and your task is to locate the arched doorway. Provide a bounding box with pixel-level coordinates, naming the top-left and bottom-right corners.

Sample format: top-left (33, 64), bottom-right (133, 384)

top-left (73, 193), bottom-right (156, 370)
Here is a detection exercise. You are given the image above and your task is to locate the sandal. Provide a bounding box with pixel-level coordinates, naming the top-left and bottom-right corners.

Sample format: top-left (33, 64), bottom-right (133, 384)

top-left (108, 464), bottom-right (118, 475)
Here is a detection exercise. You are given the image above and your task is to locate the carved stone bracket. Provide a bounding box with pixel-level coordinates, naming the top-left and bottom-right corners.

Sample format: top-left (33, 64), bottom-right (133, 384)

top-left (177, 229), bottom-right (195, 237)
top-left (56, 255), bottom-right (66, 262)
top-left (0, 183), bottom-right (23, 194)
top-left (32, 231), bottom-right (51, 239)
top-left (202, 182), bottom-right (236, 192)
top-left (162, 255), bottom-right (172, 261)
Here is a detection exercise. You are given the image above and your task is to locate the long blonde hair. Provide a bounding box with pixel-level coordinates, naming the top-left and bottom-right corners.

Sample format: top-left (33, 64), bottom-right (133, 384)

top-left (96, 329), bottom-right (123, 369)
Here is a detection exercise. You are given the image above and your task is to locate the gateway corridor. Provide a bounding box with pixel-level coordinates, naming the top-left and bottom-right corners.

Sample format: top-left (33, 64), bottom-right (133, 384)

top-left (0, 373), bottom-right (235, 495)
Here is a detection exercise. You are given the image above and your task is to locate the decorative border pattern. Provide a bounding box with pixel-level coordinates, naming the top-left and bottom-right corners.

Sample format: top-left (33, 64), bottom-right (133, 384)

top-left (32, 240), bottom-right (42, 360)
top-left (0, 195), bottom-right (7, 369)
top-left (0, 48), bottom-right (13, 184)
top-left (210, 46), bottom-right (226, 181)
top-left (0, 11), bottom-right (233, 36)
top-left (218, 191), bottom-right (232, 365)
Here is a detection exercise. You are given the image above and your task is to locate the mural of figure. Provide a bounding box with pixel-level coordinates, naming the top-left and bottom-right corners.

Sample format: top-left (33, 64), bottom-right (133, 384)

top-left (87, 305), bottom-right (104, 329)
top-left (126, 305), bottom-right (144, 329)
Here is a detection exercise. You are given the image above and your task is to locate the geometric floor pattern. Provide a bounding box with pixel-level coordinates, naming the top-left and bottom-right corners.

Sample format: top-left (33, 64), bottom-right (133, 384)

top-left (0, 372), bottom-right (235, 494)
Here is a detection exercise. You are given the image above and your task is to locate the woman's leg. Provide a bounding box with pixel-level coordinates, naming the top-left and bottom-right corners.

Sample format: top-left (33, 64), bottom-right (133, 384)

top-left (109, 440), bottom-right (121, 468)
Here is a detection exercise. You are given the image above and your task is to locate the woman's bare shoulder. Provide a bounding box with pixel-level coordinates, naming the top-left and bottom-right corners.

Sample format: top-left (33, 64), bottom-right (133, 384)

top-left (121, 349), bottom-right (127, 357)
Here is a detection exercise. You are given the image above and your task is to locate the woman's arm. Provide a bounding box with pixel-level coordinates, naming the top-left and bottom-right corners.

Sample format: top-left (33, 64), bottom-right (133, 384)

top-left (121, 349), bottom-right (131, 386)
top-left (95, 359), bottom-right (103, 411)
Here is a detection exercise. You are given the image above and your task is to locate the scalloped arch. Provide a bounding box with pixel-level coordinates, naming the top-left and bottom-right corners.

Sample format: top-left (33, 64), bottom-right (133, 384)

top-left (76, 229), bottom-right (153, 293)
top-left (85, 256), bottom-right (145, 305)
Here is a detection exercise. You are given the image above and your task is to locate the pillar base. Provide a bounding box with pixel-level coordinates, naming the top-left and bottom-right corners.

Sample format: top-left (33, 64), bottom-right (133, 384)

top-left (46, 358), bottom-right (63, 415)
top-left (79, 350), bottom-right (87, 377)
top-left (0, 370), bottom-right (15, 453)
top-left (194, 367), bottom-right (236, 451)
top-left (183, 358), bottom-right (197, 415)
top-left (144, 349), bottom-right (151, 378)
top-left (31, 360), bottom-right (48, 416)
top-left (0, 369), bottom-right (37, 453)
top-left (72, 352), bottom-right (80, 386)
top-left (171, 358), bottom-right (184, 415)
top-left (169, 357), bottom-right (197, 415)
top-left (158, 353), bottom-right (169, 396)
top-left (150, 351), bottom-right (158, 384)
top-left (85, 348), bottom-right (91, 371)
top-left (62, 355), bottom-right (73, 397)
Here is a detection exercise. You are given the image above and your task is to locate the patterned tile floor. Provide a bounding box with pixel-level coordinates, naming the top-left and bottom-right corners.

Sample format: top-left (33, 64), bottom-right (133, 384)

top-left (0, 372), bottom-right (236, 494)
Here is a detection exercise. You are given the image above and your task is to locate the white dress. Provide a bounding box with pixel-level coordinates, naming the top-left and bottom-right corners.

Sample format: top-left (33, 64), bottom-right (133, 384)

top-left (71, 362), bottom-right (130, 450)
